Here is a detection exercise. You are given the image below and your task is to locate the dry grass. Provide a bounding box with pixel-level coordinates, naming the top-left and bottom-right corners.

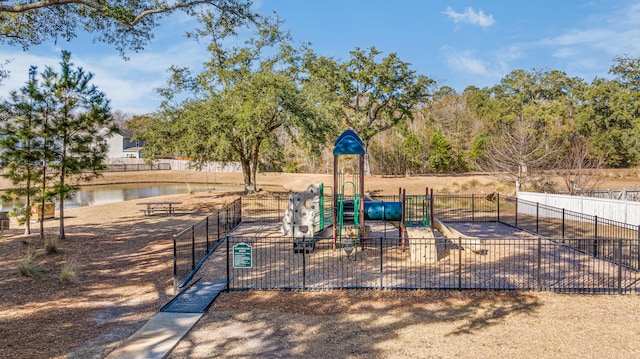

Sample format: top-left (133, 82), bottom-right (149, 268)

top-left (168, 290), bottom-right (640, 359)
top-left (60, 257), bottom-right (80, 283)
top-left (17, 249), bottom-right (45, 279)
top-left (0, 170), bottom-right (639, 359)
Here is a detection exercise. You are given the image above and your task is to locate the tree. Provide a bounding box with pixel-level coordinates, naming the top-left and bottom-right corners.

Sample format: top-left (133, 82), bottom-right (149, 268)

top-left (575, 77), bottom-right (637, 167)
top-left (368, 128), bottom-right (426, 175)
top-left (0, 0), bottom-right (258, 56)
top-left (38, 51), bottom-right (114, 239)
top-left (332, 46), bottom-right (435, 175)
top-left (1, 51), bottom-right (114, 239)
top-left (466, 69), bottom-right (586, 185)
top-left (0, 67), bottom-right (42, 234)
top-left (427, 129), bottom-right (455, 173)
top-left (482, 115), bottom-right (559, 190)
top-left (555, 135), bottom-right (605, 194)
top-left (144, 18), bottom-right (338, 193)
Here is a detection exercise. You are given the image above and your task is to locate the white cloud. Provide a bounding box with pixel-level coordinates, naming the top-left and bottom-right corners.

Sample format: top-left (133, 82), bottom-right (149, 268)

top-left (532, 2), bottom-right (640, 76)
top-left (440, 45), bottom-right (509, 90)
top-left (0, 39), bottom-right (209, 114)
top-left (444, 6), bottom-right (495, 29)
top-left (441, 46), bottom-right (499, 76)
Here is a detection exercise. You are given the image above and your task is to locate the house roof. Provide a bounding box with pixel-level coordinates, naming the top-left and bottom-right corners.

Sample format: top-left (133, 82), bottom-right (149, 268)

top-left (118, 128), bottom-right (134, 138)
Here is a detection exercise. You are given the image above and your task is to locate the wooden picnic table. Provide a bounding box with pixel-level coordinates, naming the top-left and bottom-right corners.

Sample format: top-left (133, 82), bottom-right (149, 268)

top-left (136, 201), bottom-right (182, 216)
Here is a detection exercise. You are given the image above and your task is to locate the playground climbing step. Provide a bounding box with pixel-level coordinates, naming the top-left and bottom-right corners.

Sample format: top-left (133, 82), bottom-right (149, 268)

top-left (105, 280), bottom-right (226, 359)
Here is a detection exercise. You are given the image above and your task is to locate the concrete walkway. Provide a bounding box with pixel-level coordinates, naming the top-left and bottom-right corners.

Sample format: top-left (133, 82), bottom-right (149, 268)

top-left (105, 280), bottom-right (226, 359)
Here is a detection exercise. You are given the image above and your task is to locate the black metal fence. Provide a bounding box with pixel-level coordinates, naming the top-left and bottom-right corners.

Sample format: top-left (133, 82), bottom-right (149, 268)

top-left (500, 197), bottom-right (640, 270)
top-left (432, 194), bottom-right (498, 222)
top-left (241, 195), bottom-right (290, 223)
top-left (172, 198), bottom-right (241, 290)
top-left (173, 193), bottom-right (640, 293)
top-left (220, 235), bottom-right (640, 293)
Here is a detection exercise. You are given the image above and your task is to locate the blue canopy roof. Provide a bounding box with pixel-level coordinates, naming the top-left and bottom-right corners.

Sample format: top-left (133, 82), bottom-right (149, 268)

top-left (333, 129), bottom-right (365, 155)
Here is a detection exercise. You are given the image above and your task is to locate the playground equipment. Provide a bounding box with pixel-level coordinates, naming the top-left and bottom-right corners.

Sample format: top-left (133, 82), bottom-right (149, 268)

top-left (281, 129), bottom-right (483, 257)
top-left (281, 130), bottom-right (422, 255)
top-left (281, 183), bottom-right (323, 237)
top-left (432, 219), bottom-right (483, 253)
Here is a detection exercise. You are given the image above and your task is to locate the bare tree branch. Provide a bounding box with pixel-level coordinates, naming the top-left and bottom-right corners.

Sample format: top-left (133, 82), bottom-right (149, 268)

top-left (556, 136), bottom-right (605, 194)
top-left (481, 115), bottom-right (559, 188)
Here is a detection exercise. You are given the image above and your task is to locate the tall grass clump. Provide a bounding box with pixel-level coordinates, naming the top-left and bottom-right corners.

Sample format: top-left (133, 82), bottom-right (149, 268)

top-left (44, 234), bottom-right (59, 254)
top-left (60, 257), bottom-right (80, 283)
top-left (17, 250), bottom-right (45, 278)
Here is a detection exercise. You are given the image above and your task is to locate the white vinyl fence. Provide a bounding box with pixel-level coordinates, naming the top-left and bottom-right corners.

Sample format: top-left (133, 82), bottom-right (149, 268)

top-left (106, 158), bottom-right (241, 172)
top-left (517, 191), bottom-right (640, 225)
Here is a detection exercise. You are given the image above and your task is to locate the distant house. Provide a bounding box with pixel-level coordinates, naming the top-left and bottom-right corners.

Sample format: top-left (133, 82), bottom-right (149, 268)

top-left (103, 128), bottom-right (144, 159)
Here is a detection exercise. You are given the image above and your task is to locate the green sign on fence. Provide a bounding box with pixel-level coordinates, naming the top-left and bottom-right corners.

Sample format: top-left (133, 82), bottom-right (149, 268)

top-left (233, 242), bottom-right (253, 268)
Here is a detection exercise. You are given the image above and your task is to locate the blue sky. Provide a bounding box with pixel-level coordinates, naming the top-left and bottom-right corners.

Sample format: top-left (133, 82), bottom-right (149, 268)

top-left (2, 1), bottom-right (640, 115)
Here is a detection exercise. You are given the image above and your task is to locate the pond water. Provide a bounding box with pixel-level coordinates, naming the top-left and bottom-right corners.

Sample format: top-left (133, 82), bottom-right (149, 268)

top-left (0, 182), bottom-right (225, 211)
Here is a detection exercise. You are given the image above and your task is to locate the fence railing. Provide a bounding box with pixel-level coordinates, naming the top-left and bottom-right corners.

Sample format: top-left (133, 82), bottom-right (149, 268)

top-left (500, 197), bottom-right (640, 270)
top-left (561, 188), bottom-right (640, 202)
top-left (173, 193), bottom-right (640, 293)
top-left (172, 198), bottom-right (241, 291)
top-left (102, 163), bottom-right (171, 172)
top-left (220, 235), bottom-right (639, 293)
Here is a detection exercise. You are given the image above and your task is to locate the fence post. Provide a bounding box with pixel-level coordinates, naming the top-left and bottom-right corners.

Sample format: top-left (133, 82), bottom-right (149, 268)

top-left (515, 198), bottom-right (518, 228)
top-left (217, 211), bottom-right (221, 240)
top-left (637, 225), bottom-right (640, 270)
top-left (458, 237), bottom-right (462, 289)
top-left (562, 209), bottom-right (565, 240)
top-left (536, 202), bottom-right (539, 234)
top-left (191, 225), bottom-right (196, 270)
top-left (226, 236), bottom-right (230, 292)
top-left (430, 189), bottom-right (434, 228)
top-left (379, 237), bottom-right (383, 289)
top-left (617, 238), bottom-right (623, 294)
top-left (472, 194), bottom-right (475, 222)
top-left (594, 216), bottom-right (598, 256)
top-left (302, 239), bottom-right (306, 291)
top-left (206, 216), bottom-right (210, 252)
top-left (496, 193), bottom-right (500, 223)
top-left (226, 205), bottom-right (230, 232)
top-left (537, 237), bottom-right (542, 292)
top-left (173, 234), bottom-right (178, 295)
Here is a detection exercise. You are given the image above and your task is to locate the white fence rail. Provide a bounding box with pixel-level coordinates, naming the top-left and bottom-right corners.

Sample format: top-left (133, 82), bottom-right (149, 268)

top-left (106, 158), bottom-right (242, 172)
top-left (517, 191), bottom-right (640, 225)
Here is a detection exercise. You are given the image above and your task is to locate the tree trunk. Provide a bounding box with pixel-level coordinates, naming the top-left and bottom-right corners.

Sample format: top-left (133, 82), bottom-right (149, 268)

top-left (39, 166), bottom-right (46, 241)
top-left (241, 159), bottom-right (256, 193)
top-left (24, 191), bottom-right (31, 236)
top-left (250, 158), bottom-right (258, 193)
top-left (59, 193), bottom-right (65, 239)
top-left (363, 142), bottom-right (372, 176)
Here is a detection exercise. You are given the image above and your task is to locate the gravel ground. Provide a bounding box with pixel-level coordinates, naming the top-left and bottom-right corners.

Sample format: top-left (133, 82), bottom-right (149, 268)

top-left (169, 221), bottom-right (640, 358)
